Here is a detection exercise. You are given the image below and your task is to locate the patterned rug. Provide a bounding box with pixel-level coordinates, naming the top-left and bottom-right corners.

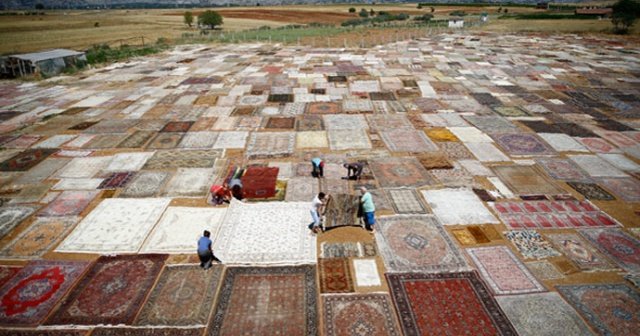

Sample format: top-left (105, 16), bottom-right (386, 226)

top-left (375, 215), bottom-right (468, 273)
top-left (0, 217), bottom-right (78, 259)
top-left (327, 129), bottom-right (372, 150)
top-left (135, 265), bottom-right (222, 326)
top-left (117, 130), bottom-right (155, 148)
top-left (0, 205), bottom-right (39, 239)
top-left (421, 188), bottom-right (498, 225)
top-left (142, 150), bottom-right (222, 170)
top-left (387, 189), bottom-right (428, 214)
top-left (56, 156), bottom-right (112, 179)
top-left (324, 194), bottom-right (360, 229)
top-left (161, 121), bottom-right (193, 132)
top-left (366, 114), bottom-right (413, 131)
top-left (147, 133), bottom-right (184, 149)
top-left (46, 254), bottom-right (166, 325)
top-left (241, 166), bottom-right (279, 199)
top-left (306, 102), bottom-right (342, 114)
top-left (246, 132), bottom-right (295, 159)
top-left (369, 158), bottom-right (434, 188)
top-left (466, 246), bottom-right (546, 295)
top-left (379, 130), bottom-right (438, 152)
top-left (285, 177), bottom-right (318, 202)
top-left (320, 242), bottom-right (362, 258)
top-left (98, 172), bottom-right (135, 189)
top-left (504, 230), bottom-right (561, 259)
top-left (492, 133), bottom-right (555, 156)
top-left (120, 171), bottom-right (170, 198)
top-left (497, 292), bottom-right (595, 336)
top-left (547, 233), bottom-right (617, 272)
top-left (209, 265), bottom-right (317, 335)
top-left (213, 131), bottom-right (249, 149)
top-left (557, 284), bottom-right (640, 336)
top-left (599, 177), bottom-right (640, 202)
top-left (0, 260), bottom-right (89, 325)
top-left (295, 115), bottom-right (324, 131)
top-left (438, 141), bottom-right (475, 160)
top-left (178, 132), bottom-right (218, 149)
top-left (386, 272), bottom-right (517, 336)
top-left (417, 152), bottom-right (453, 170)
top-left (161, 168), bottom-right (213, 197)
top-left (490, 200), bottom-right (621, 230)
top-left (525, 261), bottom-right (564, 280)
top-left (0, 266), bottom-right (20, 288)
top-left (318, 258), bottom-right (355, 293)
top-left (567, 181), bottom-right (616, 200)
top-left (296, 131), bottom-right (328, 148)
top-left (493, 165), bottom-right (566, 195)
top-left (56, 198), bottom-right (170, 253)
top-left (0, 149), bottom-right (56, 172)
top-left (536, 158), bottom-right (591, 182)
top-left (580, 229), bottom-right (640, 273)
top-left (91, 327), bottom-right (203, 336)
top-left (324, 115), bottom-right (368, 130)
top-left (463, 142), bottom-right (510, 162)
top-left (322, 294), bottom-right (401, 336)
top-left (105, 152), bottom-right (153, 171)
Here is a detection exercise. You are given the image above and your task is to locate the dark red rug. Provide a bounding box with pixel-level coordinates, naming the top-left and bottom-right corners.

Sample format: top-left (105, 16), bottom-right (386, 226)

top-left (0, 149), bottom-right (56, 172)
top-left (160, 121), bottom-right (193, 133)
top-left (46, 254), bottom-right (166, 326)
top-left (386, 272), bottom-right (517, 336)
top-left (241, 166), bottom-right (279, 199)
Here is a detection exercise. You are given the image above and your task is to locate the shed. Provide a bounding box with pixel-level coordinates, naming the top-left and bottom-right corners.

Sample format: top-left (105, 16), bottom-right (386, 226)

top-left (448, 17), bottom-right (464, 28)
top-left (3, 49), bottom-right (87, 78)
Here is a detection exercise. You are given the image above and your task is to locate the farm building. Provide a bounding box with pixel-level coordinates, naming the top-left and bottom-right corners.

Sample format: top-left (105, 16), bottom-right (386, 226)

top-left (1, 49), bottom-right (86, 78)
top-left (448, 17), bottom-right (464, 28)
top-left (575, 8), bottom-right (613, 19)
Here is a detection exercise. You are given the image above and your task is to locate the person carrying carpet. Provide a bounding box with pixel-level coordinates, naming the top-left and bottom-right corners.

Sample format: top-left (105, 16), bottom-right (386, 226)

top-left (197, 230), bottom-right (221, 269)
top-left (309, 192), bottom-right (330, 234)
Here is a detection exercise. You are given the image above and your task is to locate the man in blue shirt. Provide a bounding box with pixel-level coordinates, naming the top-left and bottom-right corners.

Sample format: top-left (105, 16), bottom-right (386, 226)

top-left (197, 230), bottom-right (221, 269)
top-left (360, 186), bottom-right (376, 231)
top-left (311, 157), bottom-right (324, 178)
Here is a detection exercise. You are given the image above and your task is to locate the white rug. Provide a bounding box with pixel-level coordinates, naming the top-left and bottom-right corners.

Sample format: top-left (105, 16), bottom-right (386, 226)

top-left (56, 198), bottom-right (170, 253)
top-left (213, 131), bottom-right (248, 149)
top-left (598, 153), bottom-right (640, 172)
top-left (32, 135), bottom-right (76, 148)
top-left (328, 129), bottom-right (372, 150)
top-left (104, 152), bottom-right (154, 172)
top-left (459, 160), bottom-right (494, 176)
top-left (56, 156), bottom-right (112, 178)
top-left (353, 259), bottom-right (381, 287)
top-left (324, 115), bottom-right (369, 130)
top-left (178, 132), bottom-right (218, 149)
top-left (161, 168), bottom-right (215, 197)
top-left (53, 178), bottom-right (104, 190)
top-left (538, 133), bottom-right (589, 152)
top-left (569, 155), bottom-right (628, 178)
top-left (448, 127), bottom-right (493, 143)
top-left (140, 206), bottom-right (227, 254)
top-left (464, 142), bottom-right (510, 162)
top-left (212, 200), bottom-right (316, 264)
top-left (487, 177), bottom-right (515, 198)
top-left (421, 188), bottom-right (499, 225)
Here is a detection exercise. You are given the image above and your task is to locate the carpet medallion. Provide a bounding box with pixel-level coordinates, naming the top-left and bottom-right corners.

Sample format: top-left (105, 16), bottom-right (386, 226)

top-left (117, 131), bottom-right (156, 148)
top-left (580, 229), bottom-right (640, 273)
top-left (557, 283), bottom-right (640, 336)
top-left (295, 115), bottom-right (324, 131)
top-left (493, 165), bottom-right (565, 195)
top-left (386, 272), bottom-right (517, 336)
top-left (135, 265), bottom-right (222, 326)
top-left (143, 150), bottom-right (222, 169)
top-left (567, 182), bottom-right (616, 200)
top-left (547, 233), bottom-right (617, 271)
top-left (0, 149), bottom-right (56, 172)
top-left (319, 258), bottom-right (355, 293)
top-left (246, 132), bottom-right (295, 159)
top-left (375, 215), bottom-right (468, 272)
top-left (47, 254), bottom-right (166, 325)
top-left (322, 294), bottom-right (401, 336)
top-left (285, 177), bottom-right (318, 202)
top-left (324, 194), bottom-right (360, 229)
top-left (0, 217), bottom-right (78, 259)
top-left (120, 171), bottom-right (170, 198)
top-left (307, 102), bottom-right (342, 114)
top-left (386, 189), bottom-right (427, 214)
top-left (0, 205), bottom-right (39, 239)
top-left (0, 260), bottom-right (89, 325)
top-left (504, 230), bottom-right (561, 259)
top-left (379, 130), bottom-right (438, 152)
top-left (493, 133), bottom-right (555, 156)
top-left (209, 265), bottom-right (317, 336)
top-left (369, 158), bottom-right (433, 188)
top-left (147, 133), bottom-right (184, 149)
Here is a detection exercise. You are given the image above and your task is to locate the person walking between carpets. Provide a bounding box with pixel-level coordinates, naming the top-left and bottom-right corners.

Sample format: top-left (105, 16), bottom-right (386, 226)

top-left (309, 192), bottom-right (330, 234)
top-left (343, 162), bottom-right (364, 180)
top-left (311, 157), bottom-right (324, 178)
top-left (197, 230), bottom-right (221, 269)
top-left (360, 187), bottom-right (376, 232)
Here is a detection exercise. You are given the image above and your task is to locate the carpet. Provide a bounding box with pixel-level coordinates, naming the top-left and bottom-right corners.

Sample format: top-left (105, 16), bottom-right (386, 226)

top-left (504, 230), bottom-right (561, 259)
top-left (285, 177), bottom-right (318, 202)
top-left (56, 198), bottom-right (170, 253)
top-left (0, 260), bottom-right (89, 325)
top-left (0, 205), bottom-right (39, 240)
top-left (466, 246), bottom-right (546, 295)
top-left (387, 189), bottom-right (427, 214)
top-left (493, 165), bottom-right (566, 195)
top-left (98, 172), bottom-right (135, 189)
top-left (91, 328), bottom-right (203, 336)
top-left (493, 133), bottom-right (555, 156)
top-left (578, 137), bottom-right (620, 154)
top-left (212, 131), bottom-right (248, 149)
top-left (380, 130), bottom-right (438, 152)
top-left (140, 206), bottom-right (227, 254)
top-left (537, 133), bottom-right (589, 153)
top-left (13, 157), bottom-right (69, 186)
top-left (147, 133), bottom-right (184, 149)
top-left (213, 200), bottom-right (316, 264)
top-left (117, 131), bottom-right (156, 148)
top-left (386, 272), bottom-right (517, 336)
top-left (320, 242), bottom-right (362, 258)
top-left (135, 265), bottom-right (222, 326)
top-left (580, 229), bottom-right (640, 273)
top-left (56, 156), bottom-right (112, 179)
top-left (625, 273), bottom-right (640, 288)
top-left (375, 215), bottom-right (468, 273)
top-left (0, 266), bottom-right (19, 288)
top-left (161, 121), bottom-right (193, 133)
top-left (430, 166), bottom-right (475, 187)
top-left (451, 225), bottom-right (492, 245)
top-left (324, 194), bottom-right (360, 229)
top-left (525, 261), bottom-right (564, 280)
top-left (448, 127), bottom-right (493, 143)
top-left (85, 134), bottom-right (126, 149)
top-left (490, 200), bottom-right (621, 230)
top-left (464, 142), bottom-right (511, 162)
top-left (209, 265), bottom-right (317, 336)
top-left (306, 102), bottom-right (342, 114)
top-left (496, 292), bottom-right (595, 336)
top-left (464, 115), bottom-right (519, 134)
top-left (569, 155), bottom-right (628, 178)
top-left (322, 294), bottom-right (401, 336)
top-left (0, 217), bottom-right (78, 259)
top-left (105, 152), bottom-right (154, 172)
top-left (319, 258), bottom-right (355, 293)
top-left (178, 132), bottom-right (218, 149)
top-left (421, 188), bottom-right (498, 225)
top-left (369, 158), bottom-right (434, 188)
top-left (417, 153), bottom-right (454, 170)
top-left (599, 177), bottom-right (640, 202)
top-left (295, 115), bottom-right (324, 131)
top-left (162, 168), bottom-right (214, 197)
top-left (241, 166), bottom-right (279, 199)
top-left (366, 115), bottom-right (413, 131)
top-left (143, 150), bottom-right (222, 169)
top-left (536, 158), bottom-right (591, 182)
top-left (120, 171), bottom-right (170, 198)
top-left (296, 131), bottom-right (328, 148)
top-left (0, 149), bottom-right (56, 172)
top-left (328, 129), bottom-right (372, 150)
top-left (557, 284), bottom-right (640, 336)
top-left (246, 132), bottom-right (295, 159)
top-left (264, 117), bottom-right (295, 130)
top-left (324, 115), bottom-right (368, 130)
top-left (424, 127), bottom-right (459, 142)
top-left (353, 259), bottom-right (381, 287)
top-left (438, 141), bottom-right (475, 160)
top-left (47, 254), bottom-right (166, 325)
top-left (547, 233), bottom-right (617, 271)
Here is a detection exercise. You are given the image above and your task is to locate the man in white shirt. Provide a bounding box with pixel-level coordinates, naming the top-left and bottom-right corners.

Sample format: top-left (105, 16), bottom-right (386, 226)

top-left (308, 192), bottom-right (329, 233)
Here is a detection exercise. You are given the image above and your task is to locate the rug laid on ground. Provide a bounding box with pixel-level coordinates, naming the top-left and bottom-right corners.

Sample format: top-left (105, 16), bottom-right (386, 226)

top-left (556, 283), bottom-right (640, 336)
top-left (379, 130), bottom-right (438, 152)
top-left (598, 177), bottom-right (640, 202)
top-left (0, 266), bottom-right (20, 289)
top-left (296, 131), bottom-right (328, 148)
top-left (55, 198), bottom-right (171, 253)
top-left (91, 327), bottom-right (203, 336)
top-left (490, 200), bottom-right (620, 230)
top-left (547, 233), bottom-right (617, 272)
top-left (0, 329), bottom-right (89, 336)
top-left (213, 200), bottom-right (316, 264)
top-left (492, 165), bottom-right (565, 195)
top-left (56, 156), bottom-right (112, 178)
top-left (285, 177), bottom-right (318, 202)
top-left (209, 265), bottom-right (317, 336)
top-left (466, 246), bottom-right (546, 295)
top-left (421, 188), bottom-right (498, 225)
top-left (140, 207), bottom-right (226, 254)
top-left (322, 294), bottom-right (401, 336)
top-left (324, 194), bottom-right (360, 229)
top-left (142, 150), bottom-right (221, 169)
top-left (525, 260), bottom-right (564, 280)
top-left (535, 158), bottom-right (591, 182)
top-left (47, 254), bottom-right (166, 325)
top-left (580, 229), bottom-right (640, 273)
top-left (0, 205), bottom-right (39, 239)
top-left (327, 129), bottom-right (372, 150)
top-left (566, 182), bottom-right (616, 200)
top-left (98, 172), bottom-right (135, 189)
top-left (375, 215), bottom-right (468, 273)
top-left (369, 158), bottom-right (434, 188)
top-left (38, 190), bottom-right (99, 217)
top-left (386, 272), bottom-right (517, 336)
top-left (492, 133), bottom-right (555, 156)
top-left (0, 149), bottom-right (56, 172)
top-left (246, 132), bottom-right (295, 159)
top-left (241, 166), bottom-right (279, 199)
top-left (318, 258), bottom-right (355, 293)
top-left (135, 264), bottom-right (223, 326)
top-left (353, 258), bottom-right (381, 287)
top-left (320, 242), bottom-right (375, 258)
top-left (161, 168), bottom-right (214, 197)
top-left (0, 260), bottom-right (89, 325)
top-left (387, 189), bottom-right (428, 214)
top-left (504, 230), bottom-right (561, 259)
top-left (0, 216), bottom-right (78, 259)
top-left (119, 171), bottom-right (170, 198)
top-left (496, 292), bottom-right (595, 336)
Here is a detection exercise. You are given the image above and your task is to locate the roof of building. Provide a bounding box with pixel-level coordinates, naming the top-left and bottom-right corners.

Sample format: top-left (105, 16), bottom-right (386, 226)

top-left (575, 8), bottom-right (613, 15)
top-left (9, 49), bottom-right (85, 63)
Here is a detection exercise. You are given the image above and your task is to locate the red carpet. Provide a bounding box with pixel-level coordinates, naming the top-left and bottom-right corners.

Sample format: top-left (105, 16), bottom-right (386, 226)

top-left (241, 166), bottom-right (279, 199)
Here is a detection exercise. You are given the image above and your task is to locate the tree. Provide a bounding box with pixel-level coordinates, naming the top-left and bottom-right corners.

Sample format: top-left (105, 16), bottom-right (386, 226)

top-left (35, 3), bottom-right (44, 9)
top-left (349, 7), bottom-right (356, 13)
top-left (611, 0), bottom-right (640, 34)
top-left (184, 11), bottom-right (193, 28)
top-left (430, 6), bottom-right (435, 13)
top-left (417, 4), bottom-right (423, 9)
top-left (359, 8), bottom-right (369, 18)
top-left (198, 10), bottom-right (223, 29)
top-left (370, 9), bottom-right (375, 16)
